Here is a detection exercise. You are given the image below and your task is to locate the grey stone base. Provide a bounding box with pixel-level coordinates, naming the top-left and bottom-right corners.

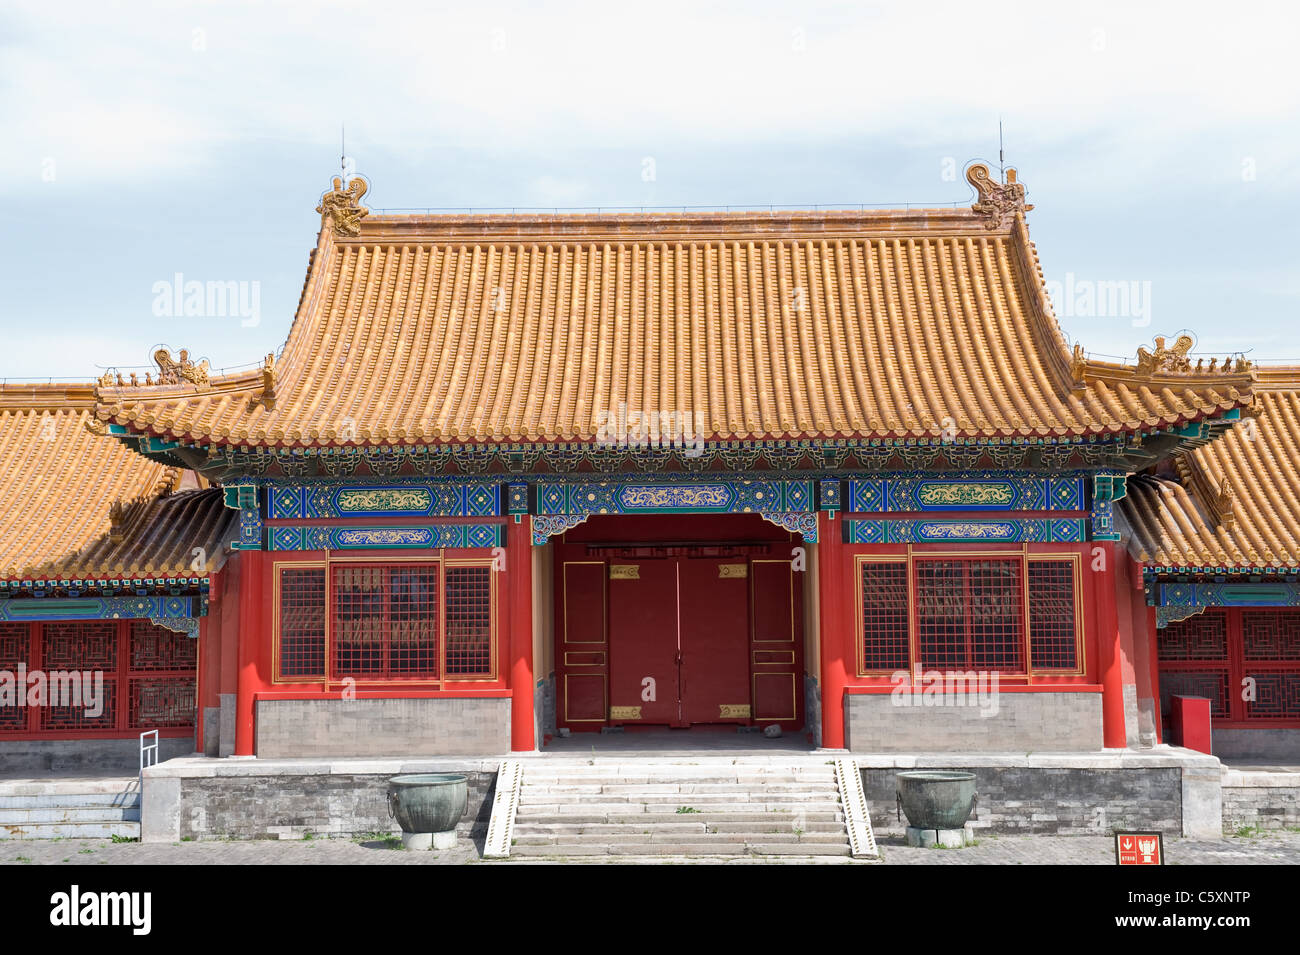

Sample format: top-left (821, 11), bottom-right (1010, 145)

top-left (140, 756), bottom-right (498, 843)
top-left (0, 736), bottom-right (193, 776)
top-left (856, 748), bottom-right (1222, 839)
top-left (1222, 768), bottom-right (1300, 832)
top-left (255, 697), bottom-right (511, 757)
top-left (845, 691), bottom-right (1103, 752)
top-left (1213, 728), bottom-right (1300, 760)
top-left (906, 824), bottom-right (974, 847)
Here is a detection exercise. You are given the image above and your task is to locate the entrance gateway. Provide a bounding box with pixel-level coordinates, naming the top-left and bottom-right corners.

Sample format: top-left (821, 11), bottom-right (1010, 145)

top-left (554, 515), bottom-right (805, 733)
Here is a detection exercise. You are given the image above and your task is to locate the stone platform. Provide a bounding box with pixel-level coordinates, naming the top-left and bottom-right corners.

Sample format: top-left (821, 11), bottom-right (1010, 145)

top-left (135, 745), bottom-right (1229, 845)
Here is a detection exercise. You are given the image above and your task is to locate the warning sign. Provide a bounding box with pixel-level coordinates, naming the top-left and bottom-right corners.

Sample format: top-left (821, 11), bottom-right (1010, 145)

top-left (1114, 831), bottom-right (1164, 865)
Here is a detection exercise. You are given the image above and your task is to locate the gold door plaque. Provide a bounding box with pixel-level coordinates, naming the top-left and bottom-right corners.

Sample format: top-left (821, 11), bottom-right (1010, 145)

top-left (609, 565), bottom-right (640, 579)
top-left (610, 705), bottom-right (642, 720)
top-left (718, 563), bottom-right (748, 578)
top-left (718, 704), bottom-right (751, 719)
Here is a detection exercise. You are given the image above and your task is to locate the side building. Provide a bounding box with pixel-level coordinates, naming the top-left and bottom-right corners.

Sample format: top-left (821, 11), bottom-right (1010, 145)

top-left (1121, 367), bottom-right (1300, 758)
top-left (0, 383), bottom-right (233, 772)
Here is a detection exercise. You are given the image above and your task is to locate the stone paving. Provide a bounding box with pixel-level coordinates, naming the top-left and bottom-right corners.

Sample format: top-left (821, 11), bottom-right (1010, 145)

top-left (3, 829), bottom-right (1298, 865)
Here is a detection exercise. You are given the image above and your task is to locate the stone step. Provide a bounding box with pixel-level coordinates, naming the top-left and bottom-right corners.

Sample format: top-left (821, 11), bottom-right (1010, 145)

top-left (514, 820), bottom-right (846, 836)
top-left (0, 821), bottom-right (140, 840)
top-left (0, 806), bottom-right (140, 824)
top-left (515, 810), bottom-right (844, 825)
top-left (520, 782), bottom-right (831, 795)
top-left (0, 777), bottom-right (140, 795)
top-left (508, 842), bottom-right (852, 858)
top-left (518, 803), bottom-right (842, 817)
top-left (513, 831), bottom-right (850, 846)
top-left (520, 791), bottom-right (839, 805)
top-left (0, 792), bottom-right (140, 810)
top-left (524, 769), bottom-right (837, 780)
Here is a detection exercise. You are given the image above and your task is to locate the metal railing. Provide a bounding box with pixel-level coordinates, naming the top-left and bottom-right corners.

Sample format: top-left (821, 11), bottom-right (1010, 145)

top-left (139, 729), bottom-right (160, 782)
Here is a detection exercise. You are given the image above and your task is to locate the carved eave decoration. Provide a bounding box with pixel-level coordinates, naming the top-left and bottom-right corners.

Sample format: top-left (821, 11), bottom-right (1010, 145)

top-left (967, 163), bottom-right (1033, 230)
top-left (316, 175), bottom-right (370, 237)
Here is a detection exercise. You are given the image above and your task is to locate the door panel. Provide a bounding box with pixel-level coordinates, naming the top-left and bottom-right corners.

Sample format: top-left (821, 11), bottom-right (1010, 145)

top-left (557, 560), bottom-right (608, 727)
top-left (608, 560), bottom-right (680, 725)
top-left (750, 559), bottom-right (802, 727)
top-left (678, 558), bottom-right (751, 724)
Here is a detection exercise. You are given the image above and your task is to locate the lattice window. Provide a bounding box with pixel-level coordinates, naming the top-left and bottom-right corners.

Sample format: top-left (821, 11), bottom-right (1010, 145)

top-left (1159, 669), bottom-right (1230, 718)
top-left (1242, 670), bottom-right (1300, 720)
top-left (445, 565), bottom-right (493, 677)
top-left (332, 563), bottom-right (439, 680)
top-left (278, 567), bottom-right (326, 679)
top-left (129, 621), bottom-right (197, 671)
top-left (1157, 610), bottom-right (1232, 722)
top-left (860, 561), bottom-right (909, 671)
top-left (127, 622), bottom-right (196, 729)
top-left (0, 623), bottom-right (30, 733)
top-left (1158, 612), bottom-right (1228, 661)
top-left (1242, 610), bottom-right (1300, 661)
top-left (39, 621), bottom-right (117, 731)
top-left (915, 558), bottom-right (1023, 672)
top-left (1028, 560), bottom-right (1078, 671)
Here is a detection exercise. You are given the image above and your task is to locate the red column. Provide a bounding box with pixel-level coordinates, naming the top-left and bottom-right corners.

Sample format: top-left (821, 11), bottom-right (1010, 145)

top-left (817, 512), bottom-right (847, 749)
top-left (507, 518), bottom-right (535, 752)
top-left (233, 550), bottom-right (263, 757)
top-left (1095, 541), bottom-right (1127, 748)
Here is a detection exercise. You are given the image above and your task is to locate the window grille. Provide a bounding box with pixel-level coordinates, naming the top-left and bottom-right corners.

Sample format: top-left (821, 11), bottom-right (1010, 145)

top-left (278, 567), bottom-right (326, 679)
top-left (860, 561), bottom-right (909, 671)
top-left (445, 565), bottom-right (493, 677)
top-left (915, 558), bottom-right (1023, 672)
top-left (331, 563), bottom-right (439, 680)
top-left (1028, 560), bottom-right (1078, 670)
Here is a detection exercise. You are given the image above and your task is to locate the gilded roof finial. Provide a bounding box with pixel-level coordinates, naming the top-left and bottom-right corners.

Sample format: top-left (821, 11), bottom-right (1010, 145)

top-left (317, 175), bottom-right (370, 237)
top-left (967, 162), bottom-right (1033, 230)
top-left (154, 348), bottom-right (211, 392)
top-left (1135, 334), bottom-right (1195, 375)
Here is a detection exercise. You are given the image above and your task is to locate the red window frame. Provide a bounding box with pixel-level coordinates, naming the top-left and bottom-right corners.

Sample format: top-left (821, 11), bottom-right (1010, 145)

top-left (0, 619), bottom-right (196, 739)
top-left (1158, 608), bottom-right (1300, 726)
top-left (272, 555), bottom-right (498, 686)
top-left (856, 552), bottom-right (1082, 677)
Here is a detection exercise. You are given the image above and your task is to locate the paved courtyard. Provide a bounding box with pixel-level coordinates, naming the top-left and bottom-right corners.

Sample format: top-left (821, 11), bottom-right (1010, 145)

top-left (3, 829), bottom-right (1298, 865)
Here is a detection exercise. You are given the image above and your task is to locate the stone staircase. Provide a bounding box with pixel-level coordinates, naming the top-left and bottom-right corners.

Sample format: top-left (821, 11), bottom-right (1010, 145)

top-left (0, 777), bottom-right (140, 840)
top-left (509, 759), bottom-right (853, 858)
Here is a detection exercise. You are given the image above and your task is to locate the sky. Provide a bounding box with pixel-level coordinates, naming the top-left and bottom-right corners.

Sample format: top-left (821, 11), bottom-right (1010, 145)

top-left (1, 0), bottom-right (1297, 380)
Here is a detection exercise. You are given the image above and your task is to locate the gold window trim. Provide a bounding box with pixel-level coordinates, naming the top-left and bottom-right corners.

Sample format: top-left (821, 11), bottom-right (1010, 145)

top-left (854, 547), bottom-right (1085, 679)
top-left (272, 552), bottom-right (503, 688)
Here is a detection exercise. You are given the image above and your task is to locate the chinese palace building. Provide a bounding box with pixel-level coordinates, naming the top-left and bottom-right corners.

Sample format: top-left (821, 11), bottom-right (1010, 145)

top-left (0, 383), bottom-right (231, 772)
top-left (3, 162), bottom-right (1294, 775)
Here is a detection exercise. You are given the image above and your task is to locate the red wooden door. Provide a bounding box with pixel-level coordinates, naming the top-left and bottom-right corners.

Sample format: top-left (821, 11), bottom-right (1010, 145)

top-left (749, 559), bottom-right (802, 729)
top-left (608, 559), bottom-right (680, 725)
top-left (557, 559), bottom-right (609, 729)
top-left (678, 557), bottom-right (752, 724)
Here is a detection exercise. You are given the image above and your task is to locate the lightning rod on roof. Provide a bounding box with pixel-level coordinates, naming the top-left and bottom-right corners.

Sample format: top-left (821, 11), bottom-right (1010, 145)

top-left (999, 118), bottom-right (1005, 182)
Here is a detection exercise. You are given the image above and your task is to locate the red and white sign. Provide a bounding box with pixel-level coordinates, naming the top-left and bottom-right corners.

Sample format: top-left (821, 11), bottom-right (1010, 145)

top-left (1115, 831), bottom-right (1164, 865)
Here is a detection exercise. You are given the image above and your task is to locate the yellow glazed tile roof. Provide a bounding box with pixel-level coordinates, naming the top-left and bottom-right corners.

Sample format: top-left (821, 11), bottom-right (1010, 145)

top-left (93, 168), bottom-right (1255, 447)
top-left (0, 383), bottom-right (232, 579)
top-left (1121, 368), bottom-right (1300, 569)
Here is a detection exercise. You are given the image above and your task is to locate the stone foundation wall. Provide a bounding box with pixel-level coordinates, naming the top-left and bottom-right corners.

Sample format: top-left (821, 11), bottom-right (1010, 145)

top-left (142, 758), bottom-right (499, 842)
top-left (255, 697), bottom-right (510, 757)
top-left (845, 691), bottom-right (1103, 753)
top-left (1212, 728), bottom-right (1300, 760)
top-left (1221, 771), bottom-right (1300, 832)
top-left (854, 750), bottom-right (1224, 836)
